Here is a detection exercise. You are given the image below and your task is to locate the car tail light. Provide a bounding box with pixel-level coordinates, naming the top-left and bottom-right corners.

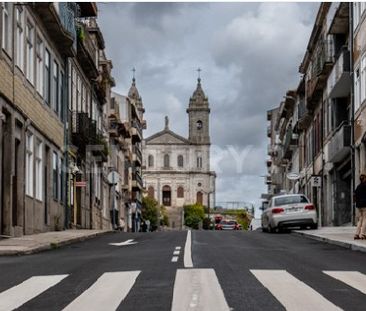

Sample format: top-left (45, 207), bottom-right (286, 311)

top-left (305, 204), bottom-right (315, 210)
top-left (272, 207), bottom-right (284, 214)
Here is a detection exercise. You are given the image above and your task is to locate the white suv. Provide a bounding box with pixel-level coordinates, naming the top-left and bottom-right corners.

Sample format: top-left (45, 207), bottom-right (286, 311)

top-left (261, 194), bottom-right (318, 233)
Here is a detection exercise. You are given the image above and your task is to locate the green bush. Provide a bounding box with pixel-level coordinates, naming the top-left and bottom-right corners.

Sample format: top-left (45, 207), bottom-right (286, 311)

top-left (202, 217), bottom-right (213, 230)
top-left (142, 197), bottom-right (159, 230)
top-left (184, 204), bottom-right (205, 229)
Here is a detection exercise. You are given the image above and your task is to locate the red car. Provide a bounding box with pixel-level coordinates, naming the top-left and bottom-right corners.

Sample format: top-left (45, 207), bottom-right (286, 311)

top-left (215, 220), bottom-right (242, 230)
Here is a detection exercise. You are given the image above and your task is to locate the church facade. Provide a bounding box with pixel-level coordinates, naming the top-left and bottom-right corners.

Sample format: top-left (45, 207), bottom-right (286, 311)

top-left (143, 78), bottom-right (216, 228)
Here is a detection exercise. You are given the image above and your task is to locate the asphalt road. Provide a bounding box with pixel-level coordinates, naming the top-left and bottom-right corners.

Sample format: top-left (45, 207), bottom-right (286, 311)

top-left (0, 230), bottom-right (365, 311)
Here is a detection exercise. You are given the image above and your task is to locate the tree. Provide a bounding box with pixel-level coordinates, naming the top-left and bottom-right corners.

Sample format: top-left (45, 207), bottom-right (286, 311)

top-left (160, 205), bottom-right (169, 227)
top-left (142, 197), bottom-right (159, 231)
top-left (184, 204), bottom-right (205, 229)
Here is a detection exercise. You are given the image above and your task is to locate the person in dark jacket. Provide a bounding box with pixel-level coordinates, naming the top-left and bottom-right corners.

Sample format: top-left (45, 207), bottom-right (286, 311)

top-left (354, 173), bottom-right (366, 240)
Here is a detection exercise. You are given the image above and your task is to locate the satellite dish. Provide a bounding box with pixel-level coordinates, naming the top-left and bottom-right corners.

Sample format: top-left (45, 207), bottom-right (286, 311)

top-left (108, 171), bottom-right (120, 185)
top-left (286, 172), bottom-right (300, 180)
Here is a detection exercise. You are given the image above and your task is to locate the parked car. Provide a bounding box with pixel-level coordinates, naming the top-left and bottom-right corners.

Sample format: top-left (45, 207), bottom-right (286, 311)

top-left (215, 220), bottom-right (241, 230)
top-left (248, 218), bottom-right (261, 231)
top-left (261, 194), bottom-right (318, 233)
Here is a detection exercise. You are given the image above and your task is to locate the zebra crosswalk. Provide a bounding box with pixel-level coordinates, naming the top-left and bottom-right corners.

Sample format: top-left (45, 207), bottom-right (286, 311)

top-left (0, 269), bottom-right (365, 311)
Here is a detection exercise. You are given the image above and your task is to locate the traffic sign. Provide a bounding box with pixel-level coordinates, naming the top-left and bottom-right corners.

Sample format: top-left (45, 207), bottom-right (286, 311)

top-left (311, 176), bottom-right (322, 187)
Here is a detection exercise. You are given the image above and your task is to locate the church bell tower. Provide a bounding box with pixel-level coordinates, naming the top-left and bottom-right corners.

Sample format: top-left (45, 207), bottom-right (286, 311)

top-left (187, 76), bottom-right (210, 145)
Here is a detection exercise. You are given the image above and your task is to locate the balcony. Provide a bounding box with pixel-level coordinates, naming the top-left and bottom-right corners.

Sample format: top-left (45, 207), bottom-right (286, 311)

top-left (132, 171), bottom-right (143, 190)
top-left (265, 176), bottom-right (272, 185)
top-left (297, 98), bottom-right (312, 130)
top-left (327, 123), bottom-right (351, 163)
top-left (33, 3), bottom-right (77, 56)
top-left (267, 125), bottom-right (272, 138)
top-left (76, 22), bottom-right (99, 80)
top-left (283, 128), bottom-right (298, 160)
top-left (306, 40), bottom-right (334, 107)
top-left (133, 146), bottom-right (142, 166)
top-left (327, 2), bottom-right (349, 34)
top-left (131, 120), bottom-right (143, 143)
top-left (327, 48), bottom-right (350, 99)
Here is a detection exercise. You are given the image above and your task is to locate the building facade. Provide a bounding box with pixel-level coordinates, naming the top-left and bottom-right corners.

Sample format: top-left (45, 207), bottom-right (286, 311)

top-left (143, 78), bottom-right (216, 229)
top-left (265, 3), bottom-right (354, 227)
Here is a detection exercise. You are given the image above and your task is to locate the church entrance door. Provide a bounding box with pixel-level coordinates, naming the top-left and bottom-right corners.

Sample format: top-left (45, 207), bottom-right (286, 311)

top-left (162, 185), bottom-right (171, 206)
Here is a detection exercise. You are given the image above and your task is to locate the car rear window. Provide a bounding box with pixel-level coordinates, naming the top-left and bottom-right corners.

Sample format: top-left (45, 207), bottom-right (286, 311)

top-left (274, 195), bottom-right (309, 206)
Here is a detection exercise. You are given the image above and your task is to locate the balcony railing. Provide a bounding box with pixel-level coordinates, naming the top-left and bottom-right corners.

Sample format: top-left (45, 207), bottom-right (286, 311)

top-left (327, 47), bottom-right (350, 99)
top-left (133, 146), bottom-right (143, 162)
top-left (76, 21), bottom-right (99, 80)
top-left (283, 128), bottom-right (298, 159)
top-left (306, 40), bottom-right (334, 104)
top-left (327, 122), bottom-right (351, 163)
top-left (267, 125), bottom-right (272, 138)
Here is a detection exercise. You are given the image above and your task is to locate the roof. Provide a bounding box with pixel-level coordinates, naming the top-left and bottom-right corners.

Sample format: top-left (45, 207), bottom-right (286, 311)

top-left (145, 129), bottom-right (190, 145)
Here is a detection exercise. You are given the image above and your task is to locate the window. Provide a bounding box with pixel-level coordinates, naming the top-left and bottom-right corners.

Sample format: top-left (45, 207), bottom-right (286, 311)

top-left (148, 155), bottom-right (154, 167)
top-left (177, 155), bottom-right (184, 168)
top-left (77, 76), bottom-right (81, 111)
top-left (148, 186), bottom-right (154, 199)
top-left (45, 49), bottom-right (51, 105)
top-left (1, 2), bottom-right (12, 55)
top-left (53, 152), bottom-right (58, 200)
top-left (177, 186), bottom-right (184, 198)
top-left (196, 120), bottom-right (202, 130)
top-left (26, 133), bottom-right (34, 196)
top-left (53, 61), bottom-right (59, 112)
top-left (196, 191), bottom-right (203, 205)
top-left (59, 71), bottom-right (64, 121)
top-left (354, 2), bottom-right (360, 30)
top-left (197, 156), bottom-right (202, 168)
top-left (71, 67), bottom-right (77, 111)
top-left (361, 55), bottom-right (366, 105)
top-left (60, 157), bottom-right (63, 202)
top-left (95, 163), bottom-right (101, 200)
top-left (36, 37), bottom-right (43, 95)
top-left (355, 67), bottom-right (361, 112)
top-left (162, 185), bottom-right (171, 206)
top-left (16, 7), bottom-right (24, 71)
top-left (164, 154), bottom-right (170, 168)
top-left (35, 141), bottom-right (43, 200)
top-left (26, 22), bottom-right (34, 84)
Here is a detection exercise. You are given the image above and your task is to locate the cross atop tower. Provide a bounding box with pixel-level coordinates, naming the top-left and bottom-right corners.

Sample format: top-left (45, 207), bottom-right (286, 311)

top-left (197, 68), bottom-right (202, 80)
top-left (132, 67), bottom-right (136, 81)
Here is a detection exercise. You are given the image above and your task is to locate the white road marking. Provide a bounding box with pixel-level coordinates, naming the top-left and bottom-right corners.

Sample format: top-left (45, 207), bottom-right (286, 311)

top-left (171, 256), bottom-right (179, 262)
top-left (63, 271), bottom-right (140, 311)
top-left (171, 269), bottom-right (230, 311)
top-left (173, 250), bottom-right (180, 255)
top-left (250, 270), bottom-right (342, 311)
top-left (0, 274), bottom-right (68, 311)
top-left (175, 246), bottom-right (181, 250)
top-left (184, 230), bottom-right (193, 268)
top-left (324, 271), bottom-right (366, 295)
top-left (109, 239), bottom-right (137, 246)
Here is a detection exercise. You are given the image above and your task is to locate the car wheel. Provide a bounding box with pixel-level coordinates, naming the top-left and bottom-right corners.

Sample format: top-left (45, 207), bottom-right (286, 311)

top-left (268, 225), bottom-right (276, 233)
top-left (310, 223), bottom-right (318, 230)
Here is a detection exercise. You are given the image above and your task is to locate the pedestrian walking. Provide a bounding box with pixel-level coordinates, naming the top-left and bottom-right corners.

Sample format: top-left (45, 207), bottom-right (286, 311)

top-left (354, 173), bottom-right (366, 240)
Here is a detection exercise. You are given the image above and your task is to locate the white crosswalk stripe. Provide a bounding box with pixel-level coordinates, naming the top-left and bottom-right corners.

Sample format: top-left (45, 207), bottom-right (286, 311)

top-left (1, 269), bottom-right (365, 310)
top-left (323, 271), bottom-right (366, 295)
top-left (250, 269), bottom-right (342, 311)
top-left (171, 268), bottom-right (230, 311)
top-left (0, 274), bottom-right (68, 311)
top-left (62, 271), bottom-right (140, 311)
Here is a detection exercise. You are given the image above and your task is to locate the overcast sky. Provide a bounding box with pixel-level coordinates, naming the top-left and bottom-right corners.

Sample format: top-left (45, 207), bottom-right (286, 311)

top-left (98, 2), bottom-right (319, 212)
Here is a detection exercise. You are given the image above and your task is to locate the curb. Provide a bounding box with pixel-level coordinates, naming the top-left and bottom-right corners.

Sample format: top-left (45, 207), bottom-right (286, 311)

top-left (0, 230), bottom-right (113, 256)
top-left (293, 231), bottom-right (366, 253)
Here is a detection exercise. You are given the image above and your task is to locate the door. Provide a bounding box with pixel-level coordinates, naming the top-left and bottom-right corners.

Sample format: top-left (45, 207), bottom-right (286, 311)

top-left (162, 185), bottom-right (171, 206)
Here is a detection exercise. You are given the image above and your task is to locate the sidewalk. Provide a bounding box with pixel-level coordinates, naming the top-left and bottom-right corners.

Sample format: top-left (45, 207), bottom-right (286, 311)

top-left (293, 226), bottom-right (366, 253)
top-left (0, 229), bottom-right (111, 256)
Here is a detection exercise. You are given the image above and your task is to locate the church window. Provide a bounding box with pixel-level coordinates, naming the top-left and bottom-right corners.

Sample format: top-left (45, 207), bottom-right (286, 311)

top-left (178, 155), bottom-right (184, 167)
top-left (177, 186), bottom-right (184, 198)
top-left (148, 186), bottom-right (154, 199)
top-left (148, 155), bottom-right (154, 167)
top-left (197, 156), bottom-right (202, 168)
top-left (196, 120), bottom-right (202, 130)
top-left (196, 191), bottom-right (203, 205)
top-left (164, 154), bottom-right (170, 168)
top-left (162, 185), bottom-right (171, 206)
